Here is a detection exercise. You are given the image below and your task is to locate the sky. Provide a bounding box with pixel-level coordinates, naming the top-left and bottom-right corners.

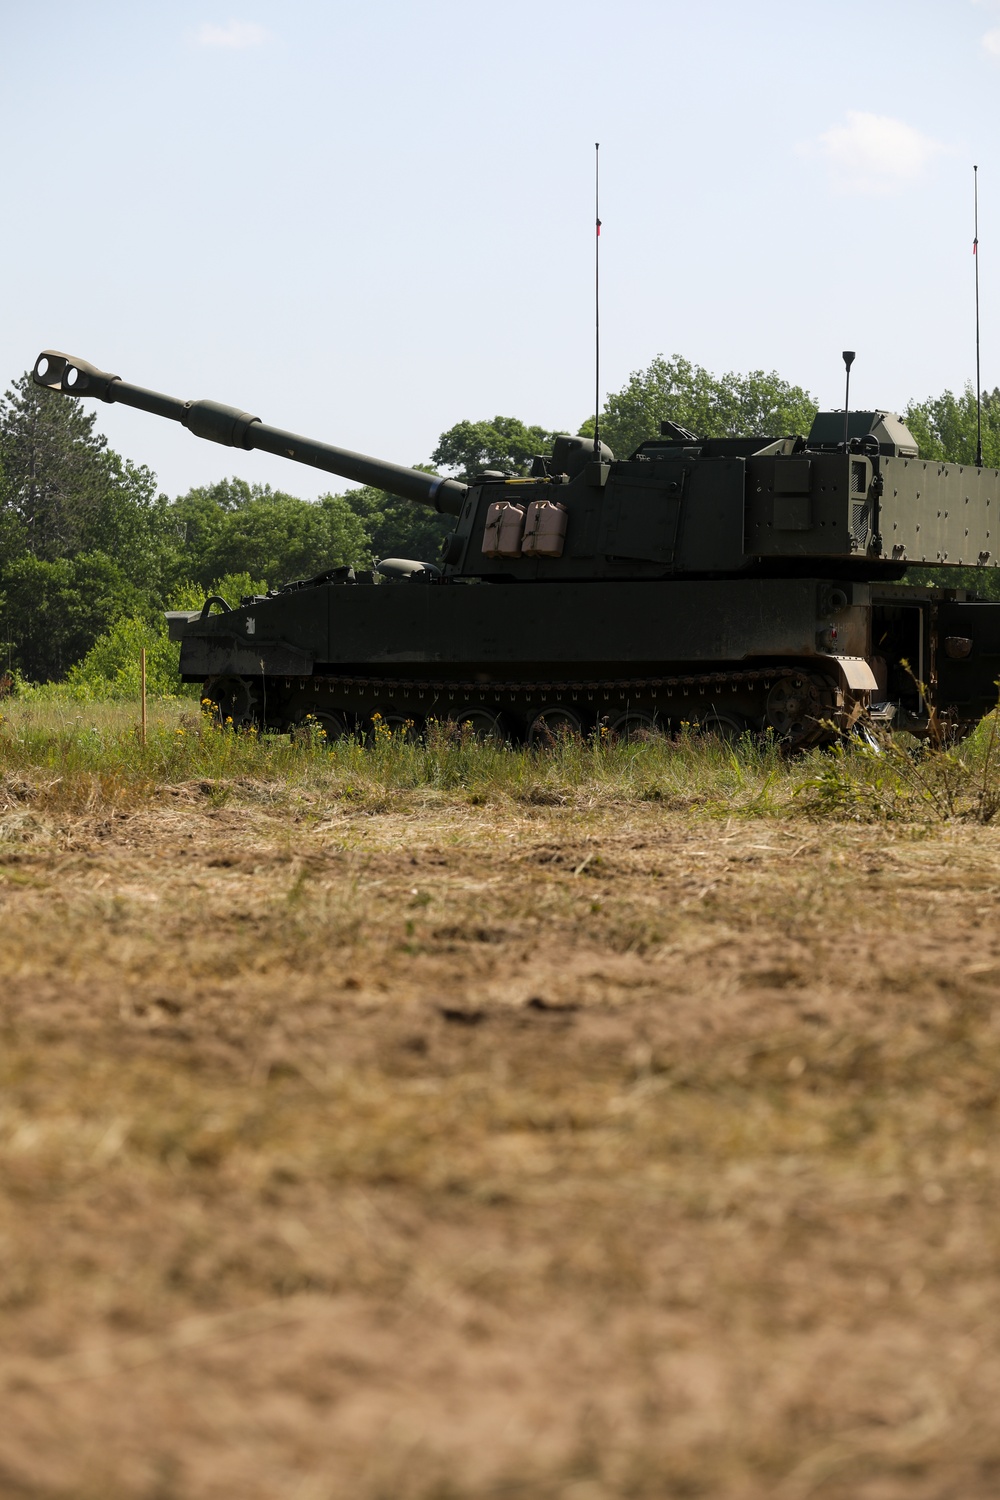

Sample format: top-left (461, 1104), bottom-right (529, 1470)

top-left (2, 0), bottom-right (998, 500)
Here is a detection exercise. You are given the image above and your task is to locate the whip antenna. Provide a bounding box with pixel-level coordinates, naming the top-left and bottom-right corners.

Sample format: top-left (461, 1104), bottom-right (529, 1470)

top-left (975, 164), bottom-right (983, 468)
top-left (594, 142), bottom-right (602, 454)
top-left (842, 350), bottom-right (856, 445)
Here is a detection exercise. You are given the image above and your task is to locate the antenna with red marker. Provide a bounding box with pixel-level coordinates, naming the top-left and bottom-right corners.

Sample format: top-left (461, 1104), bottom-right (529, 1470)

top-left (974, 164), bottom-right (983, 468)
top-left (594, 142), bottom-right (602, 455)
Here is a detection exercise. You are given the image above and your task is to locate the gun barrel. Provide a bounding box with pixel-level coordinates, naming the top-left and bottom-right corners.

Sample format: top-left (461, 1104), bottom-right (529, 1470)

top-left (32, 351), bottom-right (468, 517)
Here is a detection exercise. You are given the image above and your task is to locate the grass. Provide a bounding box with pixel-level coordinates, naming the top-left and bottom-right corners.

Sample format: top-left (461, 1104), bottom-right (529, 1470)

top-left (2, 694), bottom-right (1000, 824)
top-left (796, 711), bottom-right (1000, 823)
top-left (0, 696), bottom-right (787, 814)
top-left (2, 695), bottom-right (1000, 1496)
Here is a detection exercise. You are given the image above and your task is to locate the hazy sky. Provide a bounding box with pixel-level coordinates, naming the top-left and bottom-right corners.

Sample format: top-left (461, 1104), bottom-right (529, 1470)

top-left (2, 0), bottom-right (998, 499)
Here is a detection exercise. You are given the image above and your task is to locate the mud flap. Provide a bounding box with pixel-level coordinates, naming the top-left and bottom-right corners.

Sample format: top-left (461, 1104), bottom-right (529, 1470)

top-left (818, 655), bottom-right (878, 730)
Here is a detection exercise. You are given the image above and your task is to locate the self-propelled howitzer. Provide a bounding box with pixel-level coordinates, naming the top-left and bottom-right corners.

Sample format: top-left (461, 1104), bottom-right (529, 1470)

top-left (33, 350), bottom-right (1000, 744)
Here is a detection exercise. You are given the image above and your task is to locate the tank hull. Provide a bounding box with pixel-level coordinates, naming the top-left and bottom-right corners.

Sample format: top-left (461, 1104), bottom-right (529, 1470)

top-left (176, 576), bottom-right (863, 674)
top-left (173, 576), bottom-right (998, 743)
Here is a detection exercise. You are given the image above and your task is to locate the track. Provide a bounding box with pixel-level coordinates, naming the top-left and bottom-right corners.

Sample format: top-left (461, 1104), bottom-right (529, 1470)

top-left (206, 664), bottom-right (847, 746)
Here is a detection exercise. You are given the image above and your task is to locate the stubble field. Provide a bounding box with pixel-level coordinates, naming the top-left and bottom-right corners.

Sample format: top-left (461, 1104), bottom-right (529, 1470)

top-left (2, 701), bottom-right (1000, 1499)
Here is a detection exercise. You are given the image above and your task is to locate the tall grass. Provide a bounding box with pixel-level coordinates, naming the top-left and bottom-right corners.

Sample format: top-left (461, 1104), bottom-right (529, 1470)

top-left (2, 695), bottom-right (999, 822)
top-left (0, 698), bottom-right (791, 815)
top-left (796, 711), bottom-right (1000, 823)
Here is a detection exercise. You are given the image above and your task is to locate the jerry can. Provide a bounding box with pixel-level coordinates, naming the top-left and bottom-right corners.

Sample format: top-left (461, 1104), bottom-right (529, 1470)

top-left (521, 499), bottom-right (568, 557)
top-left (482, 500), bottom-right (526, 558)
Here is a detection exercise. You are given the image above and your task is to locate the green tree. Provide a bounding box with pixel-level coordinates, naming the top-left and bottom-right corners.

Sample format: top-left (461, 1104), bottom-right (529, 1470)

top-left (0, 446), bottom-right (26, 561)
top-left (0, 552), bottom-right (144, 681)
top-left (904, 384), bottom-right (1000, 468)
top-left (0, 371), bottom-right (178, 627)
top-left (338, 482), bottom-right (455, 563)
top-left (431, 417), bottom-right (556, 481)
top-left (66, 574), bottom-right (267, 700)
top-left (167, 478), bottom-right (370, 588)
top-left (65, 614), bottom-right (186, 700)
top-left (76, 450), bottom-right (163, 576)
top-left (582, 355), bottom-right (818, 457)
top-left (0, 374), bottom-right (110, 560)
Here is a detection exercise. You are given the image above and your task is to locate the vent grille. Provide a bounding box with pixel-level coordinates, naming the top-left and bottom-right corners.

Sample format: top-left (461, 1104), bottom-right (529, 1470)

top-left (850, 500), bottom-right (871, 546)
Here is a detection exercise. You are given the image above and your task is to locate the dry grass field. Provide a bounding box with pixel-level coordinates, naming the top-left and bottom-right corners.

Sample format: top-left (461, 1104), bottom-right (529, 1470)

top-left (2, 701), bottom-right (1000, 1499)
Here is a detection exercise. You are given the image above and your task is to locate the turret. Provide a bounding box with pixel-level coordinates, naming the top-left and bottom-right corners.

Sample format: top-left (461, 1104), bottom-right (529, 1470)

top-left (32, 351), bottom-right (1000, 581)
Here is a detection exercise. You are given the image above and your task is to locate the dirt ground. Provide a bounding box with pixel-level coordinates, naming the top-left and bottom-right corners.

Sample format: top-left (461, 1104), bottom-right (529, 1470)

top-left (2, 785), bottom-right (1000, 1498)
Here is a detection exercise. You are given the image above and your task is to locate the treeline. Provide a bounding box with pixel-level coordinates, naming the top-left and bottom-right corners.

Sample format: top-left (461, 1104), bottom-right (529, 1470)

top-left (1, 358), bottom-right (998, 690)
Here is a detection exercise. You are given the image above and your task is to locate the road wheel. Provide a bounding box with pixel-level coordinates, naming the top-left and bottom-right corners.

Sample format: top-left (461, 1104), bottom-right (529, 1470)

top-left (366, 710), bottom-right (421, 743)
top-left (528, 706), bottom-right (586, 745)
top-left (695, 710), bottom-right (749, 742)
top-left (203, 675), bottom-right (257, 728)
top-left (451, 708), bottom-right (509, 743)
top-left (765, 675), bottom-right (831, 746)
top-left (291, 709), bottom-right (351, 745)
top-left (606, 709), bottom-right (660, 742)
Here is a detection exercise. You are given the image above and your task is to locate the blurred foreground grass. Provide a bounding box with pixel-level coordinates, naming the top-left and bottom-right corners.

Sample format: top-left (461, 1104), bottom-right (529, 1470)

top-left (1, 787), bottom-right (1000, 1497)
